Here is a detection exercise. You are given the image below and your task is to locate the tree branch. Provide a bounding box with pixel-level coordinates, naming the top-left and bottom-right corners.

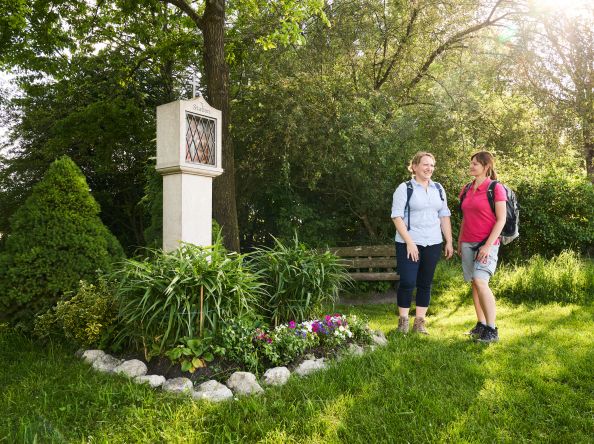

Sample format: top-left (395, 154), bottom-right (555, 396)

top-left (405, 2), bottom-right (513, 92)
top-left (374, 4), bottom-right (419, 90)
top-left (161, 0), bottom-right (204, 30)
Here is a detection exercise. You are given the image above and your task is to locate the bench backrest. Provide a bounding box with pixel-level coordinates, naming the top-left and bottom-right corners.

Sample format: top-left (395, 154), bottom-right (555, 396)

top-left (325, 244), bottom-right (398, 281)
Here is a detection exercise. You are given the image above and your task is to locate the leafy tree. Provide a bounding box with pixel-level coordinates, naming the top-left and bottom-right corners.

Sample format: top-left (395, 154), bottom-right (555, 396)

top-left (232, 0), bottom-right (531, 247)
top-left (0, 3), bottom-right (200, 251)
top-left (0, 156), bottom-right (124, 327)
top-left (0, 0), bottom-right (329, 252)
top-left (511, 2), bottom-right (594, 181)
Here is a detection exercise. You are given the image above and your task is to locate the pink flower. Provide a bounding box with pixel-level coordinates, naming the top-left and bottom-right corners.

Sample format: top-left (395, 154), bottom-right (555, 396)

top-left (289, 321), bottom-right (296, 329)
top-left (325, 315), bottom-right (331, 322)
top-left (312, 322), bottom-right (319, 333)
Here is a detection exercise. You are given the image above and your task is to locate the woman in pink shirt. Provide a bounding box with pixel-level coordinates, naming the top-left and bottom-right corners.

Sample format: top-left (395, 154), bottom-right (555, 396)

top-left (457, 151), bottom-right (507, 343)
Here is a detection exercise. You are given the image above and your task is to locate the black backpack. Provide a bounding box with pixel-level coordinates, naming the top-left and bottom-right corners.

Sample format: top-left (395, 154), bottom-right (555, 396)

top-left (460, 180), bottom-right (519, 245)
top-left (404, 180), bottom-right (444, 230)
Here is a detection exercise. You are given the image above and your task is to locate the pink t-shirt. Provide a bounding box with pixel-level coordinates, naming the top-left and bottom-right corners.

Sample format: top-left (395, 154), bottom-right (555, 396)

top-left (459, 178), bottom-right (507, 244)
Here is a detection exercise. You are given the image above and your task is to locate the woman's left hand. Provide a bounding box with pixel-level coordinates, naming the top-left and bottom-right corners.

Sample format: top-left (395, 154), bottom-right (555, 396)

top-left (476, 244), bottom-right (491, 264)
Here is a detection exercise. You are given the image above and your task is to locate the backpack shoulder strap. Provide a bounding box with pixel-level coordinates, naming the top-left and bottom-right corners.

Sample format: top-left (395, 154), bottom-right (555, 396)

top-left (405, 181), bottom-right (414, 230)
top-left (487, 180), bottom-right (498, 215)
top-left (434, 182), bottom-right (444, 201)
top-left (459, 182), bottom-right (473, 213)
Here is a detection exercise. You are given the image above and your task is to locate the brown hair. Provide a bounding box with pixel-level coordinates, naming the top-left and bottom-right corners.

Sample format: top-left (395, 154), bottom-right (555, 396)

top-left (407, 151), bottom-right (435, 175)
top-left (471, 151), bottom-right (497, 180)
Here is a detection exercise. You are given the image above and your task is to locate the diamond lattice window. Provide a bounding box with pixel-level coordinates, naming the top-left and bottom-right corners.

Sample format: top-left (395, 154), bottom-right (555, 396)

top-left (185, 112), bottom-right (216, 165)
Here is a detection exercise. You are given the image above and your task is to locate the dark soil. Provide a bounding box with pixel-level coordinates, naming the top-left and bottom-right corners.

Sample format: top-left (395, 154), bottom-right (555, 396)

top-left (114, 343), bottom-right (349, 384)
top-left (116, 350), bottom-right (241, 384)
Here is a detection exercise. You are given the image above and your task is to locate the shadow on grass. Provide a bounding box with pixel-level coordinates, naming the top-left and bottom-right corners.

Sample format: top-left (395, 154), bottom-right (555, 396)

top-left (2, 305), bottom-right (591, 442)
top-left (436, 305), bottom-right (594, 443)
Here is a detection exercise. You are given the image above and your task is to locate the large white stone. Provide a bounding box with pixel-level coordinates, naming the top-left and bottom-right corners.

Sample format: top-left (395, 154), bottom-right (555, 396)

top-left (135, 375), bottom-right (166, 388)
top-left (371, 330), bottom-right (388, 346)
top-left (114, 359), bottom-right (148, 378)
top-left (92, 354), bottom-right (123, 373)
top-left (294, 359), bottom-right (327, 377)
top-left (82, 349), bottom-right (106, 364)
top-left (162, 377), bottom-right (194, 394)
top-left (193, 380), bottom-right (233, 402)
top-left (262, 367), bottom-right (291, 386)
top-left (346, 344), bottom-right (365, 356)
top-left (226, 371), bottom-right (264, 395)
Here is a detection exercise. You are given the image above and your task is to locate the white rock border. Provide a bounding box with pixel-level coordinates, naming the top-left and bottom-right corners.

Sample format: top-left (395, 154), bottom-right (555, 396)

top-left (78, 332), bottom-right (387, 402)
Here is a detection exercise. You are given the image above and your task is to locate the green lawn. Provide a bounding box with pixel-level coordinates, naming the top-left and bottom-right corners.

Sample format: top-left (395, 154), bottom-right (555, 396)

top-left (2, 295), bottom-right (592, 443)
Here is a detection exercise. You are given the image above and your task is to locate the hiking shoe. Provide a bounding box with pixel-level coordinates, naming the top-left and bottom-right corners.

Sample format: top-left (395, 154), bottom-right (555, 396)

top-left (397, 316), bottom-right (409, 334)
top-left (465, 322), bottom-right (486, 338)
top-left (412, 317), bottom-right (429, 335)
top-left (477, 326), bottom-right (499, 343)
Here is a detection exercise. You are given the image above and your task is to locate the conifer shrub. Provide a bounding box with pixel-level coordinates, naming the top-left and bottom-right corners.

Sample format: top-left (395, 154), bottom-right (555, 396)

top-left (0, 156), bottom-right (124, 327)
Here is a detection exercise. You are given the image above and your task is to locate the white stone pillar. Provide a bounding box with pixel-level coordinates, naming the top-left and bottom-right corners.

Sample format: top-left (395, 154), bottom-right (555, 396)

top-left (156, 97), bottom-right (223, 251)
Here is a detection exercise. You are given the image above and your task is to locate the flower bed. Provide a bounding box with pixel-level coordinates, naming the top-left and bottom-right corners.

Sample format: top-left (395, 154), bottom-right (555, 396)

top-left (77, 313), bottom-right (385, 402)
top-left (162, 313), bottom-right (374, 383)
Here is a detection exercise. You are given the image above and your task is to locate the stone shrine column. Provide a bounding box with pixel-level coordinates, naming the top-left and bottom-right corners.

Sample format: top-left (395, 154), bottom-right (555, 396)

top-left (156, 97), bottom-right (223, 251)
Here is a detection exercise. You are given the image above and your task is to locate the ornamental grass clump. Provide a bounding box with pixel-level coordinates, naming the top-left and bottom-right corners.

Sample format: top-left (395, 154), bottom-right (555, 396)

top-left (111, 236), bottom-right (264, 356)
top-left (253, 236), bottom-right (351, 326)
top-left (493, 250), bottom-right (594, 305)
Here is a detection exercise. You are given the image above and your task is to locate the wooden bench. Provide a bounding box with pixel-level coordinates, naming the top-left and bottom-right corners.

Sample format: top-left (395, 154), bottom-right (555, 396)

top-left (325, 244), bottom-right (399, 281)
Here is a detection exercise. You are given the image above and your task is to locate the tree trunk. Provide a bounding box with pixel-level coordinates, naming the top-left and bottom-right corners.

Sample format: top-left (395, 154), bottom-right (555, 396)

top-left (585, 133), bottom-right (594, 184)
top-left (202, 0), bottom-right (240, 251)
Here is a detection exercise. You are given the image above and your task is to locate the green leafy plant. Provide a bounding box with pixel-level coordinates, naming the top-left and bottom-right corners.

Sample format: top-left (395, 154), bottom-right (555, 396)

top-left (216, 318), bottom-right (261, 372)
top-left (253, 236), bottom-right (351, 325)
top-left (260, 324), bottom-right (315, 366)
top-left (502, 174), bottom-right (594, 260)
top-left (33, 279), bottom-right (118, 348)
top-left (111, 235), bottom-right (263, 356)
top-left (0, 156), bottom-right (124, 329)
top-left (165, 336), bottom-right (215, 373)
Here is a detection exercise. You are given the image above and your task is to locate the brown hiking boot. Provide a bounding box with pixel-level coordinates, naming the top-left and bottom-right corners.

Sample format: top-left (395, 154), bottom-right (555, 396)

top-left (397, 316), bottom-right (409, 334)
top-left (412, 317), bottom-right (429, 335)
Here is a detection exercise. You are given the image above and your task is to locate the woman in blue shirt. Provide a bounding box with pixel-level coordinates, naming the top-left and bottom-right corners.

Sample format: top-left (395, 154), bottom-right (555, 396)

top-left (391, 152), bottom-right (453, 334)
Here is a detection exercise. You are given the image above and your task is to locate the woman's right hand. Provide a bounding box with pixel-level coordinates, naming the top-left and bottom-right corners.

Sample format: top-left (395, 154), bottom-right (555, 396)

top-left (406, 242), bottom-right (419, 262)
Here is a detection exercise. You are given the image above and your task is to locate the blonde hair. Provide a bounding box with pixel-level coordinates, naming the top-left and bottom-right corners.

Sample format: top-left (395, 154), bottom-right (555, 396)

top-left (471, 151), bottom-right (497, 180)
top-left (407, 151), bottom-right (435, 175)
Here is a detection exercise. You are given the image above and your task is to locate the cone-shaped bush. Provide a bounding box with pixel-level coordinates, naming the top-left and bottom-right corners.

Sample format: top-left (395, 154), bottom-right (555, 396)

top-left (0, 156), bottom-right (124, 325)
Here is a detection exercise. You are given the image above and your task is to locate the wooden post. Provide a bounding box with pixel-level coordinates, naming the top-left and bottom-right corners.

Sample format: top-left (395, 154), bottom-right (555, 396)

top-left (199, 285), bottom-right (204, 336)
